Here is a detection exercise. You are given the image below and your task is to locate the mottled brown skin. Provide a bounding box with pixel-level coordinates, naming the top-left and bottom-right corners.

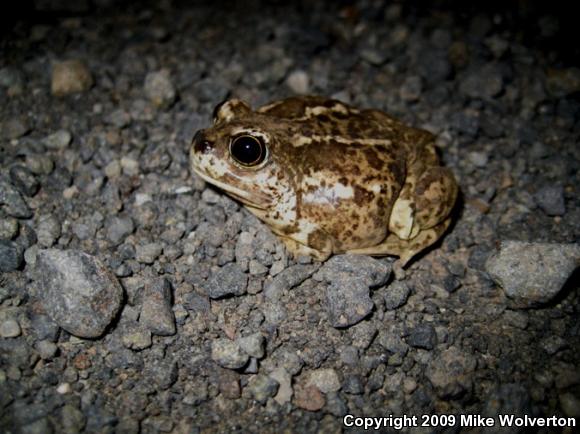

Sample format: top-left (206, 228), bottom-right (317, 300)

top-left (190, 96), bottom-right (458, 266)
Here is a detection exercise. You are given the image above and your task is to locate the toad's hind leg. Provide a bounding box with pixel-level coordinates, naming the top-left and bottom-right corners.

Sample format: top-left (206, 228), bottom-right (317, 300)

top-left (346, 217), bottom-right (452, 267)
top-left (278, 236), bottom-right (332, 261)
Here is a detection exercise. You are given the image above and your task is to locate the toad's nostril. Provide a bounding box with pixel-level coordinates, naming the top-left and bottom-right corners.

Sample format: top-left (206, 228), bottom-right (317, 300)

top-left (192, 130), bottom-right (213, 154)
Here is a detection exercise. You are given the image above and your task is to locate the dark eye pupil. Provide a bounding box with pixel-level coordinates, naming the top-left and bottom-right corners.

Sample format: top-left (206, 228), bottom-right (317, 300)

top-left (230, 136), bottom-right (265, 166)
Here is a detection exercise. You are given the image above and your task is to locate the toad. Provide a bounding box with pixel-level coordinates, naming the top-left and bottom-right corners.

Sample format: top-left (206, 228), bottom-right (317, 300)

top-left (190, 96), bottom-right (458, 266)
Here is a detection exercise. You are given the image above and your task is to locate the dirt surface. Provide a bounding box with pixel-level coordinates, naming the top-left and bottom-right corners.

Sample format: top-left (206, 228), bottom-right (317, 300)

top-left (1, 1), bottom-right (579, 433)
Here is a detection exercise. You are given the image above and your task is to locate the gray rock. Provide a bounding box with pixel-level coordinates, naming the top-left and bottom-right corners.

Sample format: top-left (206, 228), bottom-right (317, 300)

top-left (36, 249), bottom-right (123, 338)
top-left (144, 69), bottom-right (176, 109)
top-left (0, 180), bottom-right (32, 218)
top-left (0, 240), bottom-right (23, 272)
top-left (121, 323), bottom-right (152, 350)
top-left (204, 263), bottom-right (248, 299)
top-left (140, 277), bottom-right (175, 336)
top-left (384, 281), bottom-right (411, 310)
top-left (379, 325), bottom-right (409, 356)
top-left (30, 314), bottom-right (60, 342)
top-left (269, 367), bottom-right (293, 405)
top-left (9, 165), bottom-right (39, 197)
top-left (26, 154), bottom-right (54, 176)
top-left (146, 358), bottom-right (178, 389)
top-left (426, 347), bottom-right (477, 398)
top-left (135, 242), bottom-right (163, 264)
top-left (243, 357), bottom-right (259, 374)
top-left (61, 404), bottom-right (86, 434)
top-left (534, 185), bottom-right (566, 216)
top-left (249, 259), bottom-right (268, 276)
top-left (36, 340), bottom-right (58, 359)
top-left (325, 392), bottom-right (348, 417)
top-left (43, 130), bottom-right (72, 150)
top-left (264, 264), bottom-right (317, 300)
top-left (540, 335), bottom-right (568, 355)
top-left (104, 109), bottom-right (131, 128)
top-left (272, 348), bottom-right (303, 376)
top-left (36, 215), bottom-right (61, 247)
top-left (0, 217), bottom-right (19, 240)
top-left (406, 324), bottom-right (437, 350)
top-left (350, 321), bottom-right (377, 350)
top-left (307, 368), bottom-right (341, 393)
top-left (247, 375), bottom-right (279, 404)
top-left (325, 277), bottom-right (374, 328)
top-left (485, 241), bottom-right (580, 307)
top-left (218, 368), bottom-right (241, 399)
top-left (106, 216), bottom-right (134, 244)
top-left (211, 338), bottom-right (249, 369)
top-left (343, 374), bottom-right (364, 394)
top-left (459, 64), bottom-right (504, 99)
top-left (72, 221), bottom-right (94, 240)
top-left (468, 151), bottom-right (489, 168)
top-left (0, 117), bottom-right (30, 140)
top-left (237, 333), bottom-right (265, 358)
top-left (314, 254), bottom-right (391, 287)
top-left (0, 318), bottom-right (21, 338)
top-left (235, 231), bottom-right (254, 267)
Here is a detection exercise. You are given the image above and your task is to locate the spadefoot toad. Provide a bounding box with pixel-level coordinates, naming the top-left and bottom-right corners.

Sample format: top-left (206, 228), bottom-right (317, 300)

top-left (190, 96), bottom-right (458, 265)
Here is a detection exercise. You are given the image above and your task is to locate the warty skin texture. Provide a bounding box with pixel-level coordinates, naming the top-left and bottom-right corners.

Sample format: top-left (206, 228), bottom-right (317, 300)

top-left (190, 96), bottom-right (458, 265)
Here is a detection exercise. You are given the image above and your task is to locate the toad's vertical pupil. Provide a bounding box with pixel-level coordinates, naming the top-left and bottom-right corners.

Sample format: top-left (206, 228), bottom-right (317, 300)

top-left (230, 135), bottom-right (266, 166)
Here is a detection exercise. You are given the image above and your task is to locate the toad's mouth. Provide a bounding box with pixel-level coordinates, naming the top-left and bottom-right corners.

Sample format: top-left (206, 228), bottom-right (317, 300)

top-left (191, 165), bottom-right (273, 210)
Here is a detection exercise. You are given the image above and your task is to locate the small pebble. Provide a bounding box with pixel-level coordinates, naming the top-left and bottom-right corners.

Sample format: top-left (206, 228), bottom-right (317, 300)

top-left (135, 242), bottom-right (163, 264)
top-left (211, 338), bottom-right (249, 369)
top-left (247, 375), bottom-right (279, 404)
top-left (0, 180), bottom-right (32, 218)
top-left (120, 157), bottom-right (140, 176)
top-left (56, 383), bottom-right (72, 394)
top-left (140, 277), bottom-right (176, 336)
top-left (9, 165), bottom-right (39, 197)
top-left (325, 277), bottom-right (374, 328)
top-left (294, 385), bottom-right (325, 411)
top-left (36, 215), bottom-right (61, 247)
top-left (384, 281), bottom-right (411, 310)
top-left (286, 70), bottom-right (310, 94)
top-left (36, 340), bottom-right (58, 359)
top-left (0, 117), bottom-right (30, 140)
top-left (534, 185), bottom-right (566, 216)
top-left (0, 240), bottom-right (23, 272)
top-left (270, 368), bottom-right (293, 405)
top-left (0, 218), bottom-right (19, 240)
top-left (468, 151), bottom-right (489, 168)
top-left (237, 333), bottom-right (266, 358)
top-left (106, 216), bottom-right (135, 244)
top-left (122, 324), bottom-right (152, 350)
top-left (51, 60), bottom-right (93, 96)
top-left (399, 75), bottom-right (423, 101)
top-left (406, 324), bottom-right (437, 350)
top-left (0, 318), bottom-right (21, 338)
top-left (43, 130), bottom-right (72, 149)
top-left (144, 69), bottom-right (177, 109)
top-left (307, 368), bottom-right (341, 393)
top-left (204, 263), bottom-right (248, 299)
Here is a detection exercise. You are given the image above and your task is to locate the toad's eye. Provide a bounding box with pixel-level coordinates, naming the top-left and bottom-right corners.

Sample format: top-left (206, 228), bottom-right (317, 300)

top-left (229, 135), bottom-right (267, 167)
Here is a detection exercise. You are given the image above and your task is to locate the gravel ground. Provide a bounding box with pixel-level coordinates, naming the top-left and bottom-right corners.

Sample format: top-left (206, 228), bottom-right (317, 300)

top-left (1, 1), bottom-right (579, 433)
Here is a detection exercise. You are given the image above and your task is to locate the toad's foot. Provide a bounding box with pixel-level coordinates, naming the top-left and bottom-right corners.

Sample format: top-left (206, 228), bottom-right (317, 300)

top-left (346, 217), bottom-right (452, 267)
